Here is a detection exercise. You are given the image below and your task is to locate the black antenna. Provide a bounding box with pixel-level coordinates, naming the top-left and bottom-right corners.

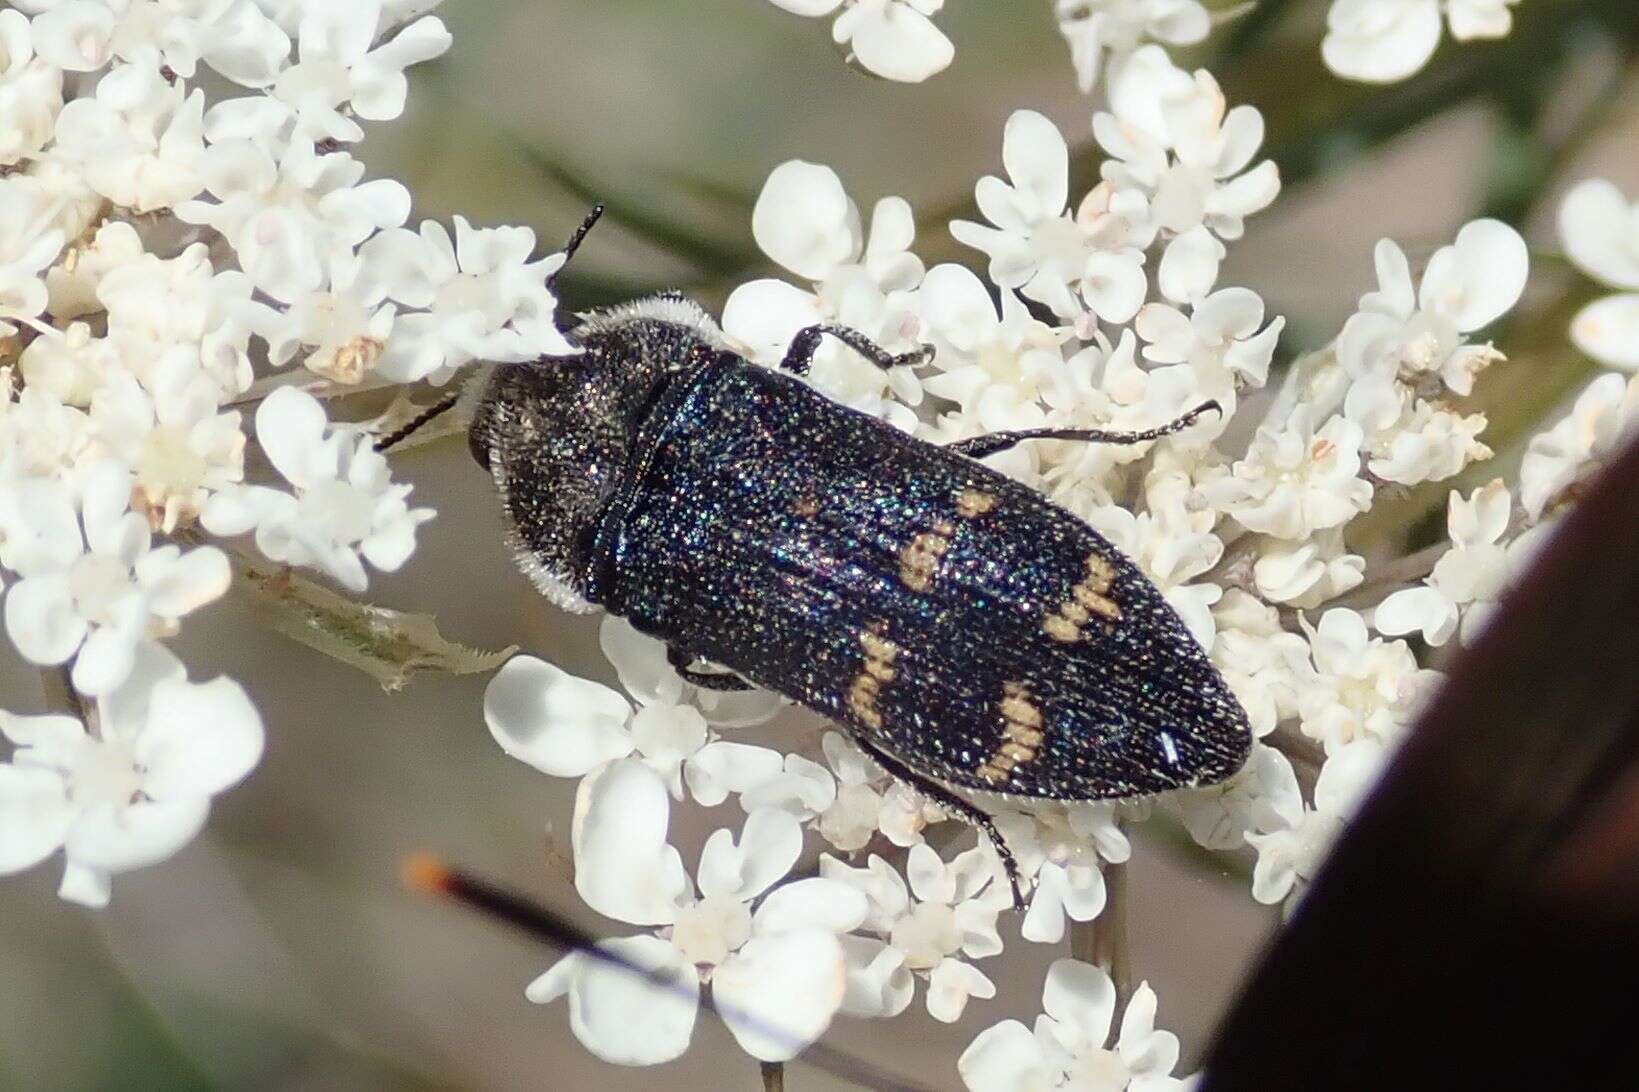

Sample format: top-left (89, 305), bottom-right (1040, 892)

top-left (547, 204), bottom-right (604, 294)
top-left (374, 391), bottom-right (461, 453)
top-left (375, 205), bottom-right (605, 454)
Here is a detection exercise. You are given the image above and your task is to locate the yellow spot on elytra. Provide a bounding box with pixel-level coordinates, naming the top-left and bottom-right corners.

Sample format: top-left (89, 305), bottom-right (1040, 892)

top-left (976, 682), bottom-right (1047, 783)
top-left (899, 525), bottom-right (953, 592)
top-left (849, 625), bottom-right (899, 731)
top-left (955, 489), bottom-right (997, 518)
top-left (1044, 614), bottom-right (1081, 642)
top-left (1042, 553), bottom-right (1122, 641)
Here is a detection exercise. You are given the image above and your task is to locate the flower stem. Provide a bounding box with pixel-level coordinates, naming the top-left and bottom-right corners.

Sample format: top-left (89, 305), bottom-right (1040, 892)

top-left (1074, 859), bottom-right (1132, 1011)
top-left (760, 1061), bottom-right (785, 1092)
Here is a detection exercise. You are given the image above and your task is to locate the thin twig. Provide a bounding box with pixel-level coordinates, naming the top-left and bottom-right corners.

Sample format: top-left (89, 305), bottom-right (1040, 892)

top-left (228, 370), bottom-right (401, 408)
top-left (1265, 725), bottom-right (1324, 798)
top-left (1073, 858), bottom-right (1132, 1013)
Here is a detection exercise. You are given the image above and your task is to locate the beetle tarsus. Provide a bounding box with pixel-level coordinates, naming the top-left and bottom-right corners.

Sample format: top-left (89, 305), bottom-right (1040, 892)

top-left (666, 646), bottom-right (754, 691)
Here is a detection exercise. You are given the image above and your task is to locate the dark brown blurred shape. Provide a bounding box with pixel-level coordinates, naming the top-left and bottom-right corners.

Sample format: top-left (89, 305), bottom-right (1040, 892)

top-left (1203, 433), bottom-right (1639, 1091)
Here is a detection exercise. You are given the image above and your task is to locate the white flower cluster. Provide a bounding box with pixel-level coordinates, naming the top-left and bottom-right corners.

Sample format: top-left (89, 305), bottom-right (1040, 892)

top-left (0, 0), bottom-right (571, 905)
top-left (478, 36), bottom-right (1600, 1076)
top-left (764, 0), bottom-right (954, 83)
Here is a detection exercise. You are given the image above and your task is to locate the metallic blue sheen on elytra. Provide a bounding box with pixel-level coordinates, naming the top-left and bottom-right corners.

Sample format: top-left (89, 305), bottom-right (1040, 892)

top-left (469, 297), bottom-right (1251, 802)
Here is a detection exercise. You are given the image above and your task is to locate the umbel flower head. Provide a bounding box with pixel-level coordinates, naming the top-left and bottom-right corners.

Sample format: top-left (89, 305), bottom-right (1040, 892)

top-left (0, 641), bottom-right (262, 907)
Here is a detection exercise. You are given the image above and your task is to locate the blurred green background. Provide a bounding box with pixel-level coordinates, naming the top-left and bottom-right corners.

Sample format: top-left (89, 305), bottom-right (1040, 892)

top-left (3, 1), bottom-right (1638, 1088)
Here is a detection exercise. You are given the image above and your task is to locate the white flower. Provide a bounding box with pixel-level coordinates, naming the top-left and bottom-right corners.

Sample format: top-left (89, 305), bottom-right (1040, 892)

top-left (256, 2), bottom-right (450, 143)
top-left (0, 383), bottom-right (94, 479)
top-left (1055, 0), bottom-right (1211, 94)
top-left (1375, 478), bottom-right (1512, 645)
top-left (0, 184), bottom-right (64, 338)
top-left (51, 60), bottom-right (206, 212)
top-left (1339, 222), bottom-right (1525, 425)
top-left (0, 640), bottom-right (262, 907)
top-left (1209, 591), bottom-right (1313, 737)
top-left (365, 217), bottom-right (575, 383)
top-left (1360, 397), bottom-right (1490, 486)
top-left (176, 140), bottom-right (410, 303)
top-left (1518, 371), bottom-right (1638, 520)
top-left (919, 262), bottom-right (1078, 431)
top-left (1246, 738), bottom-right (1386, 905)
top-left (989, 803), bottom-right (1127, 944)
top-left (953, 110), bottom-right (1148, 322)
top-left (484, 631), bottom-right (783, 806)
top-left (0, 461), bottom-right (230, 696)
top-left (1559, 178), bottom-right (1639, 372)
top-left (723, 160), bottom-right (925, 429)
top-left (811, 730), bottom-right (887, 850)
top-left (768, 0), bottom-right (954, 83)
top-left (532, 760), bottom-right (866, 1063)
top-left (1171, 742), bottom-right (1292, 851)
top-left (1096, 49), bottom-right (1280, 269)
top-left (960, 959), bottom-right (1188, 1092)
top-left (1206, 410), bottom-right (1371, 540)
top-left (92, 239), bottom-right (260, 397)
top-left (0, 9), bottom-right (63, 165)
top-left (822, 843), bottom-right (1010, 1022)
top-left (43, 219), bottom-right (145, 321)
top-left (1135, 286), bottom-right (1284, 417)
top-left (88, 362), bottom-right (246, 533)
top-left (1250, 529), bottom-right (1365, 609)
top-left (201, 387), bottom-right (432, 592)
top-left (1297, 608), bottom-right (1435, 754)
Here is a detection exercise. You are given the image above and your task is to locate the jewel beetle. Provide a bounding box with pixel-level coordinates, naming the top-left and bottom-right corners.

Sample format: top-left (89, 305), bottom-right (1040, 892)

top-left (382, 210), bottom-right (1252, 904)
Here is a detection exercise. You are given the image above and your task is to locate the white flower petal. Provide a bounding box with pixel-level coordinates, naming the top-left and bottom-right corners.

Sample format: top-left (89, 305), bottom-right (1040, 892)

top-left (1558, 179), bottom-right (1639, 290)
top-left (484, 656), bottom-right (634, 778)
top-left (571, 760), bottom-right (689, 925)
top-left (696, 807), bottom-right (802, 901)
top-left (926, 957), bottom-right (995, 1023)
top-left (4, 576), bottom-right (86, 666)
top-left (527, 936), bottom-right (700, 1066)
top-left (1418, 219), bottom-right (1528, 332)
top-left (959, 1019), bottom-right (1052, 1092)
top-left (597, 616), bottom-right (684, 706)
top-left (64, 797), bottom-right (210, 873)
top-left (1042, 957), bottom-right (1117, 1050)
top-left (841, 4), bottom-right (954, 84)
top-left (0, 764), bottom-right (72, 874)
top-left (135, 677), bottom-right (265, 799)
top-left (1570, 294), bottom-right (1639, 372)
top-left (753, 876), bottom-right (870, 935)
top-left (684, 741), bottom-right (785, 807)
top-left (1002, 111), bottom-right (1069, 219)
top-left (752, 161), bottom-right (857, 280)
top-left (1158, 226), bottom-right (1224, 305)
top-left (714, 929), bottom-right (846, 1061)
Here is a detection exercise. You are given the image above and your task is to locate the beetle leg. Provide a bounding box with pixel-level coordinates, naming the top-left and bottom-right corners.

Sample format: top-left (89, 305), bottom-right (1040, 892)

top-left (666, 645), bottom-right (754, 691)
top-left (778, 324), bottom-right (934, 377)
top-left (853, 738), bottom-right (1029, 912)
top-left (948, 401), bottom-right (1223, 459)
